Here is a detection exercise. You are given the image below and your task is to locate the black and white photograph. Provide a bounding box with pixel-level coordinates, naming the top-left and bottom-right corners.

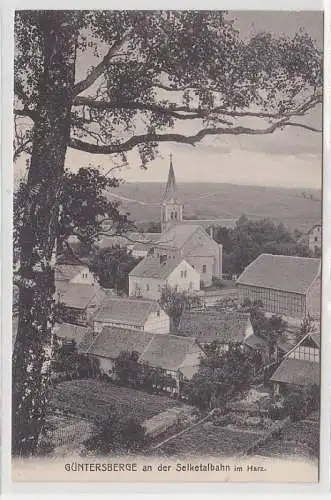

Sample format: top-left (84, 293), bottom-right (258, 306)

top-left (11, 9), bottom-right (323, 483)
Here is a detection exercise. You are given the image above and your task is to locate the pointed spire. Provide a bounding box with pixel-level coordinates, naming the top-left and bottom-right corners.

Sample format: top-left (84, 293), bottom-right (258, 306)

top-left (163, 153), bottom-right (178, 202)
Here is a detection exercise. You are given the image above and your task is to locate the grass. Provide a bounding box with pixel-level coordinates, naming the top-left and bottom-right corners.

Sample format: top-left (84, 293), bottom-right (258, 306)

top-left (154, 421), bottom-right (260, 457)
top-left (50, 379), bottom-right (187, 422)
top-left (253, 420), bottom-right (319, 459)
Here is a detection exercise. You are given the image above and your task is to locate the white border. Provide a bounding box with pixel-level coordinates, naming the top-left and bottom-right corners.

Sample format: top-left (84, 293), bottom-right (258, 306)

top-left (1, 1), bottom-right (330, 497)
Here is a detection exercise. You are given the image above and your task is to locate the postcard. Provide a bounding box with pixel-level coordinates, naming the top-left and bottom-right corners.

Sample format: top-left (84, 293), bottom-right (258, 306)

top-left (5, 6), bottom-right (326, 489)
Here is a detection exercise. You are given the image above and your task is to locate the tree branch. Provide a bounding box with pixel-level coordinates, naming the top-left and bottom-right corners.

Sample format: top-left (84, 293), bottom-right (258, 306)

top-left (73, 93), bottom-right (321, 123)
top-left (69, 118), bottom-right (321, 155)
top-left (73, 96), bottom-right (233, 124)
top-left (73, 34), bottom-right (130, 97)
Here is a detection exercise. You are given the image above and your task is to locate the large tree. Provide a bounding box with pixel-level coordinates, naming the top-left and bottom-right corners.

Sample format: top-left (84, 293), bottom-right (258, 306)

top-left (14, 166), bottom-right (132, 262)
top-left (13, 10), bottom-right (322, 456)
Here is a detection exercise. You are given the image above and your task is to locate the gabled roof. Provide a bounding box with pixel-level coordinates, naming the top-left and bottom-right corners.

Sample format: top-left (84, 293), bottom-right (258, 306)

top-left (244, 333), bottom-right (268, 350)
top-left (61, 283), bottom-right (99, 309)
top-left (55, 264), bottom-right (86, 282)
top-left (83, 326), bottom-right (155, 359)
top-left (81, 326), bottom-right (201, 373)
top-left (139, 334), bottom-right (200, 372)
top-left (93, 297), bottom-right (163, 326)
top-left (54, 323), bottom-right (89, 345)
top-left (178, 311), bottom-right (251, 344)
top-left (285, 330), bottom-right (321, 358)
top-left (129, 255), bottom-right (190, 279)
top-left (236, 254), bottom-right (320, 294)
top-left (270, 358), bottom-right (320, 386)
top-left (155, 224), bottom-right (202, 249)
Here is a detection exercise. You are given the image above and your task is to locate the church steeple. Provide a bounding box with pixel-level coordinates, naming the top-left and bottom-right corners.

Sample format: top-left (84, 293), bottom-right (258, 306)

top-left (163, 153), bottom-right (178, 203)
top-left (161, 155), bottom-right (183, 233)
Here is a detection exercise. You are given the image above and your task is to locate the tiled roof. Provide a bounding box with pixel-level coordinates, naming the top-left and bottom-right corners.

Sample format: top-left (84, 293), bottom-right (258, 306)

top-left (270, 358), bottom-right (320, 386)
top-left (129, 255), bottom-right (186, 279)
top-left (236, 254), bottom-right (320, 294)
top-left (55, 264), bottom-right (85, 282)
top-left (244, 333), bottom-right (268, 350)
top-left (93, 297), bottom-right (162, 326)
top-left (178, 311), bottom-right (251, 344)
top-left (156, 224), bottom-right (202, 249)
top-left (54, 323), bottom-right (89, 344)
top-left (139, 334), bottom-right (200, 372)
top-left (81, 326), bottom-right (201, 373)
top-left (61, 283), bottom-right (99, 309)
top-left (83, 326), bottom-right (154, 359)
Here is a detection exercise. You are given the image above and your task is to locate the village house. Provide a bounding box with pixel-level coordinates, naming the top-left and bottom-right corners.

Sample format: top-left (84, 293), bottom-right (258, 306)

top-left (270, 331), bottom-right (320, 394)
top-left (178, 310), bottom-right (254, 351)
top-left (55, 259), bottom-right (97, 298)
top-left (53, 323), bottom-right (90, 347)
top-left (59, 283), bottom-right (106, 326)
top-left (80, 325), bottom-right (203, 392)
top-left (129, 255), bottom-right (200, 300)
top-left (92, 297), bottom-right (170, 334)
top-left (236, 254), bottom-right (321, 322)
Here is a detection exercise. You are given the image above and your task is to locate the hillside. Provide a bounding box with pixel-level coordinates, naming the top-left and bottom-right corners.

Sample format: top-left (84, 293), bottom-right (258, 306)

top-left (106, 182), bottom-right (322, 233)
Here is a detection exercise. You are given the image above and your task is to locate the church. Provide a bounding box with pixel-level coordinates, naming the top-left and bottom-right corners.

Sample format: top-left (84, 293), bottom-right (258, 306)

top-left (129, 157), bottom-right (223, 298)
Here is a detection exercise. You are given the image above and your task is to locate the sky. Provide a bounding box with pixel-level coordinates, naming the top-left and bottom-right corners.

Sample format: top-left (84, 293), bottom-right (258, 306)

top-left (15, 10), bottom-right (323, 189)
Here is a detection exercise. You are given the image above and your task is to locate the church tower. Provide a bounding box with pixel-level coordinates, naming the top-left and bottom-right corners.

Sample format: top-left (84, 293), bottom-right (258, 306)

top-left (161, 155), bottom-right (183, 233)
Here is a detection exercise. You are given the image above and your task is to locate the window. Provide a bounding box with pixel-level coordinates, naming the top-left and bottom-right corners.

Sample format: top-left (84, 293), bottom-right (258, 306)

top-left (171, 212), bottom-right (174, 219)
top-left (157, 284), bottom-right (161, 292)
top-left (175, 211), bottom-right (178, 219)
top-left (202, 265), bottom-right (207, 273)
top-left (146, 284), bottom-right (150, 291)
top-left (156, 310), bottom-right (160, 317)
top-left (181, 270), bottom-right (187, 278)
top-left (314, 236), bottom-right (318, 242)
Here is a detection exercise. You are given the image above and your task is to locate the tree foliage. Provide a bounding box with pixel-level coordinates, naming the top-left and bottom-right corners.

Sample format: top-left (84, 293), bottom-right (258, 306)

top-left (243, 300), bottom-right (288, 360)
top-left (84, 405), bottom-right (145, 455)
top-left (15, 11), bottom-right (322, 163)
top-left (213, 215), bottom-right (312, 276)
top-left (185, 345), bottom-right (256, 410)
top-left (159, 285), bottom-right (201, 332)
top-left (13, 10), bottom-right (322, 456)
top-left (14, 167), bottom-right (132, 261)
top-left (88, 247), bottom-right (140, 293)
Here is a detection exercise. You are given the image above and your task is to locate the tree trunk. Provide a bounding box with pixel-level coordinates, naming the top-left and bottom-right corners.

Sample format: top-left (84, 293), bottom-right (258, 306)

top-left (12, 12), bottom-right (77, 456)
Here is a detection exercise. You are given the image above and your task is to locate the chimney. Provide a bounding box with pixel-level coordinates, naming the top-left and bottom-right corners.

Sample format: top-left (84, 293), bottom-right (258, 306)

top-left (209, 226), bottom-right (214, 240)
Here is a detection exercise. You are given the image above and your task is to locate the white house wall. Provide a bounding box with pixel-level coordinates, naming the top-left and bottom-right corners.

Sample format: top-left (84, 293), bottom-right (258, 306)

top-left (129, 276), bottom-right (165, 300)
top-left (167, 261), bottom-right (200, 293)
top-left (145, 310), bottom-right (170, 334)
top-left (70, 268), bottom-right (96, 285)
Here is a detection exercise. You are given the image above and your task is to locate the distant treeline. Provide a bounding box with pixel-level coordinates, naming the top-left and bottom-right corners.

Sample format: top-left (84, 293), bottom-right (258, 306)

top-left (210, 215), bottom-right (313, 276)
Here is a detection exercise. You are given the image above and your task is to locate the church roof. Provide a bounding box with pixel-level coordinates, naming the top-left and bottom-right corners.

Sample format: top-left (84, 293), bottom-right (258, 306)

top-left (236, 254), bottom-right (320, 295)
top-left (162, 157), bottom-right (179, 203)
top-left (156, 224), bottom-right (202, 249)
